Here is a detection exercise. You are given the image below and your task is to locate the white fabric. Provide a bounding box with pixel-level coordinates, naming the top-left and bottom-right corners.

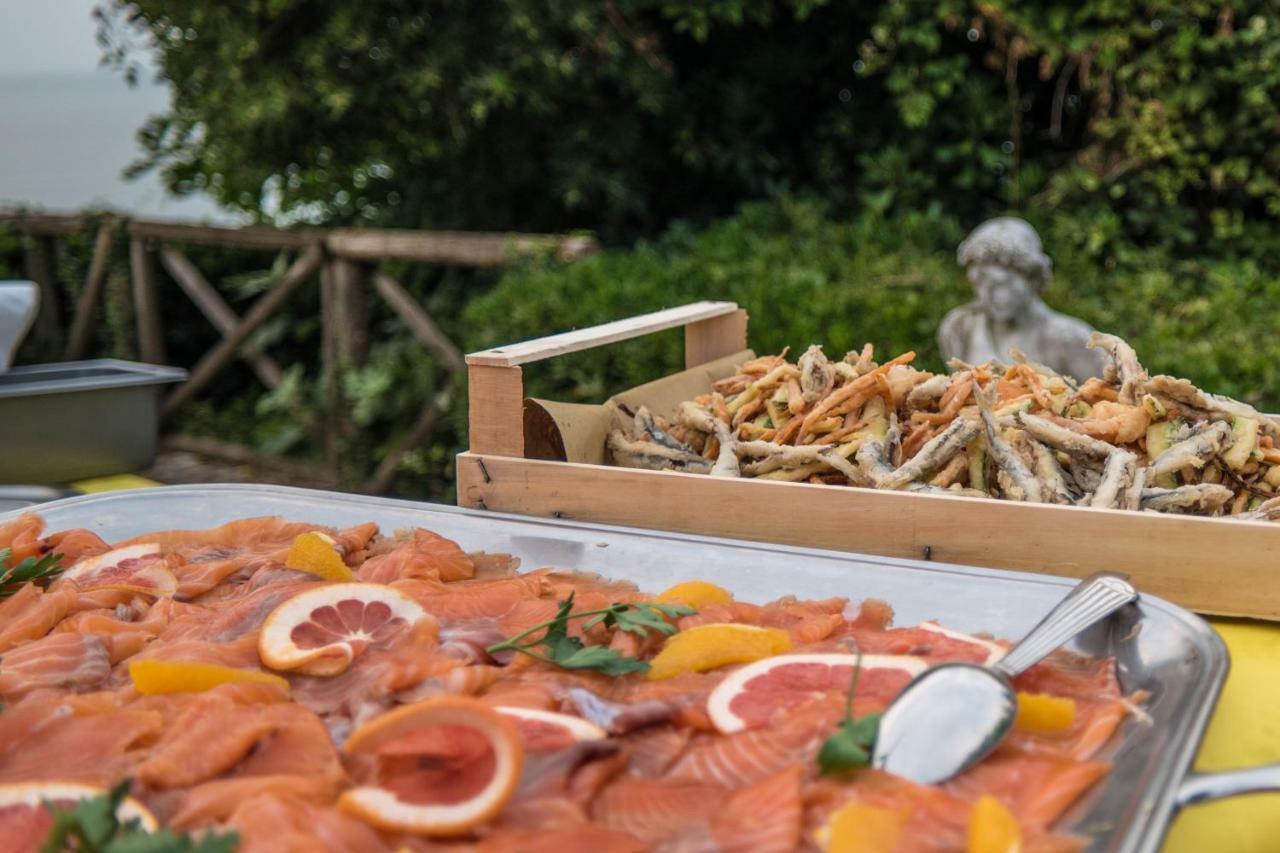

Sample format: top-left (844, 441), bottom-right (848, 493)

top-left (0, 281), bottom-right (40, 371)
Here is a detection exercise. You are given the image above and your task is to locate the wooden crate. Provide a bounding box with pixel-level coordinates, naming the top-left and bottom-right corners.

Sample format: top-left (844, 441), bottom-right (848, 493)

top-left (458, 302), bottom-right (1280, 620)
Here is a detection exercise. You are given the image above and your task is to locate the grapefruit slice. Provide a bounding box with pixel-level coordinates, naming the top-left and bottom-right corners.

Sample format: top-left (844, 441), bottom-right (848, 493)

top-left (285, 531), bottom-right (354, 581)
top-left (647, 623), bottom-right (792, 681)
top-left (57, 543), bottom-right (176, 596)
top-left (259, 583), bottom-right (427, 676)
top-left (339, 696), bottom-right (523, 836)
top-left (129, 659), bottom-right (290, 695)
top-left (706, 653), bottom-right (927, 734)
top-left (495, 706), bottom-right (607, 751)
top-left (918, 621), bottom-right (1005, 665)
top-left (0, 782), bottom-right (158, 841)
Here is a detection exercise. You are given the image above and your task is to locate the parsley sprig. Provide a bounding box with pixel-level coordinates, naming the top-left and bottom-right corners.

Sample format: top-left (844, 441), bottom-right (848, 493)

top-left (0, 547), bottom-right (63, 600)
top-left (41, 779), bottom-right (238, 852)
top-left (486, 593), bottom-right (695, 676)
top-left (817, 653), bottom-right (882, 776)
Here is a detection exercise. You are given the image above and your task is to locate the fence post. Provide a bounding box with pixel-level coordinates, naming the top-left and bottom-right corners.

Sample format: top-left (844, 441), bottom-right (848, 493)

top-left (21, 234), bottom-right (62, 350)
top-left (130, 237), bottom-right (166, 363)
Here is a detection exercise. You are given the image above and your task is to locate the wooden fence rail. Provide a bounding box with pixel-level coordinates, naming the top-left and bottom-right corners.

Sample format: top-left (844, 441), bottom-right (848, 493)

top-left (0, 208), bottom-right (600, 493)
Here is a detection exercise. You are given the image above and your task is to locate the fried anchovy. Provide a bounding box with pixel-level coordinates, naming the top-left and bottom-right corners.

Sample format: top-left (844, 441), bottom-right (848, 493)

top-left (1144, 376), bottom-right (1278, 436)
top-left (1236, 497), bottom-right (1280, 523)
top-left (856, 415), bottom-right (900, 486)
top-left (1069, 458), bottom-right (1104, 494)
top-left (798, 344), bottom-right (835, 405)
top-left (1009, 347), bottom-right (1078, 391)
top-left (908, 482), bottom-right (990, 499)
top-left (1090, 449), bottom-right (1141, 510)
top-left (1027, 439), bottom-right (1076, 504)
top-left (634, 405), bottom-right (695, 453)
top-left (709, 420), bottom-right (740, 478)
top-left (1088, 332), bottom-right (1149, 404)
top-left (1013, 412), bottom-right (1114, 459)
top-left (1141, 484), bottom-right (1234, 514)
top-left (675, 401), bottom-right (717, 433)
top-left (906, 374), bottom-right (952, 410)
top-left (608, 431), bottom-right (712, 474)
top-left (1148, 421), bottom-right (1233, 478)
top-left (879, 416), bottom-right (982, 491)
top-left (975, 383), bottom-right (1042, 502)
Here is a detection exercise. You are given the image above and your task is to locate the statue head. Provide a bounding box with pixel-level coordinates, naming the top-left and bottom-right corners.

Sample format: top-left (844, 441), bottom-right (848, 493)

top-left (956, 217), bottom-right (1052, 324)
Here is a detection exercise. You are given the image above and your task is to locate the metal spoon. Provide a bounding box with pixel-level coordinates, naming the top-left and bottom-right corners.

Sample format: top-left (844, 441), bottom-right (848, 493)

top-left (871, 572), bottom-right (1138, 785)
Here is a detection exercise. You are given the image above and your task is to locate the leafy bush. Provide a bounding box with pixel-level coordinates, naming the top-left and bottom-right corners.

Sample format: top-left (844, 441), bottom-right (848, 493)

top-left (467, 199), bottom-right (1280, 413)
top-left (96, 0), bottom-right (1280, 255)
top-left (5, 199), bottom-right (1277, 499)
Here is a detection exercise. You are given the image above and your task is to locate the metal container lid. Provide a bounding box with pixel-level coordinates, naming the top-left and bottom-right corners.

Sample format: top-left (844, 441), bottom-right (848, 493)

top-left (0, 359), bottom-right (187, 399)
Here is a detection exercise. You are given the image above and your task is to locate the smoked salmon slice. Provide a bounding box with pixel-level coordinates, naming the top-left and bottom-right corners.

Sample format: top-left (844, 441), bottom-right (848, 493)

top-left (0, 513), bottom-right (1135, 851)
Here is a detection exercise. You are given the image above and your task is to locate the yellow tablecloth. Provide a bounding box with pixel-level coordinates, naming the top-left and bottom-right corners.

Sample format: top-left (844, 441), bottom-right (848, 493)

top-left (67, 474), bottom-right (162, 493)
top-left (1162, 619), bottom-right (1280, 851)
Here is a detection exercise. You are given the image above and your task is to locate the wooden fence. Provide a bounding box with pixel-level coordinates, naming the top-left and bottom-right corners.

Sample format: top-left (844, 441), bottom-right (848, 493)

top-left (1, 209), bottom-right (599, 493)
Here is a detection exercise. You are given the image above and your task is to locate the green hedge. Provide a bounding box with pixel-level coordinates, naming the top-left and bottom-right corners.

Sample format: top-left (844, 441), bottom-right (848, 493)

top-left (467, 199), bottom-right (1280, 414)
top-left (6, 200), bottom-right (1276, 499)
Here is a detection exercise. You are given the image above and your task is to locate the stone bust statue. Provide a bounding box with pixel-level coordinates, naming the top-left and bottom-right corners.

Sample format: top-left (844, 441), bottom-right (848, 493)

top-left (938, 217), bottom-right (1105, 380)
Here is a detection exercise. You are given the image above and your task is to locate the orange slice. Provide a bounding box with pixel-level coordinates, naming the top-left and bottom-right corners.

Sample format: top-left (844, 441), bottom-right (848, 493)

top-left (494, 706), bottom-right (607, 751)
top-left (646, 622), bottom-right (792, 681)
top-left (655, 580), bottom-right (733, 609)
top-left (814, 801), bottom-right (909, 852)
top-left (339, 697), bottom-right (524, 836)
top-left (1014, 692), bottom-right (1076, 733)
top-left (967, 795), bottom-right (1022, 853)
top-left (706, 652), bottom-right (927, 734)
top-left (129, 659), bottom-right (290, 695)
top-left (259, 583), bottom-right (428, 676)
top-left (57, 543), bottom-right (177, 596)
top-left (0, 781), bottom-right (158, 835)
top-left (285, 531), bottom-right (354, 581)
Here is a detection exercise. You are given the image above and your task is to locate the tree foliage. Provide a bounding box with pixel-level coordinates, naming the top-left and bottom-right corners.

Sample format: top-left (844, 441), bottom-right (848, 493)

top-left (96, 0), bottom-right (1280, 254)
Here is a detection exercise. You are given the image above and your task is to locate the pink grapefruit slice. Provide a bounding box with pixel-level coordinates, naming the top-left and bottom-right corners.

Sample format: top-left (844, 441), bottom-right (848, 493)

top-left (917, 621), bottom-right (1005, 665)
top-left (706, 653), bottom-right (927, 734)
top-left (0, 781), bottom-right (158, 844)
top-left (57, 543), bottom-right (176, 596)
top-left (259, 582), bottom-right (428, 676)
top-left (339, 696), bottom-right (524, 835)
top-left (494, 706), bottom-right (607, 751)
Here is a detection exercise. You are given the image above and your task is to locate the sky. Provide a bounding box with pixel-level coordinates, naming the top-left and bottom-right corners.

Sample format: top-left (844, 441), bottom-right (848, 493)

top-left (0, 0), bottom-right (229, 220)
top-left (0, 0), bottom-right (130, 76)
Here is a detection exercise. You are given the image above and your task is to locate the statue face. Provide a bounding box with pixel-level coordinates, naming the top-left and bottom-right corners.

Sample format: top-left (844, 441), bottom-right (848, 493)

top-left (968, 263), bottom-right (1035, 323)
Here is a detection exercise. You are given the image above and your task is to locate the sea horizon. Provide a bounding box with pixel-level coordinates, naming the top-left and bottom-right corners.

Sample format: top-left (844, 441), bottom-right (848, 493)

top-left (0, 69), bottom-right (235, 223)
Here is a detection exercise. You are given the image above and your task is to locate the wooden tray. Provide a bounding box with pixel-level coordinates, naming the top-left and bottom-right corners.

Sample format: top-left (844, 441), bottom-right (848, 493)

top-left (457, 302), bottom-right (1280, 620)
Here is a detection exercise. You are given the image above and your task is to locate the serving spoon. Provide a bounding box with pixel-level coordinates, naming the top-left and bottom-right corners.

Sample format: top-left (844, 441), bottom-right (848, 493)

top-left (871, 571), bottom-right (1138, 785)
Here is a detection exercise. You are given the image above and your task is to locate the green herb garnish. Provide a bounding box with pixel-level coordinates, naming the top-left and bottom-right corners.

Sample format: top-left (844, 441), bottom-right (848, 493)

top-left (41, 779), bottom-right (238, 852)
top-left (817, 652), bottom-right (881, 776)
top-left (0, 547), bottom-right (63, 599)
top-left (486, 593), bottom-right (695, 676)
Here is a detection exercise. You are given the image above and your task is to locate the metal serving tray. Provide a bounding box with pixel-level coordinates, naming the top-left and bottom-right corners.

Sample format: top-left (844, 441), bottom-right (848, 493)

top-left (0, 359), bottom-right (186, 483)
top-left (2, 484), bottom-right (1266, 851)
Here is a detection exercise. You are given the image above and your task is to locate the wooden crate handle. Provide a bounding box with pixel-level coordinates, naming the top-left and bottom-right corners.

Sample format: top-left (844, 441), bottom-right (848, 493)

top-left (467, 301), bottom-right (748, 457)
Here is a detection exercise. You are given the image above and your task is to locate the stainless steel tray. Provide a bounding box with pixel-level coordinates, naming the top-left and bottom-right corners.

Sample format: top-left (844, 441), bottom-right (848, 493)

top-left (1, 484), bottom-right (1267, 851)
top-left (0, 359), bottom-right (186, 483)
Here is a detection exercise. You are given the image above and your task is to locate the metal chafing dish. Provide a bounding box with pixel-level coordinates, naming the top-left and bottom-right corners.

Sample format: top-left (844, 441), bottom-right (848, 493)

top-left (7, 483), bottom-right (1279, 851)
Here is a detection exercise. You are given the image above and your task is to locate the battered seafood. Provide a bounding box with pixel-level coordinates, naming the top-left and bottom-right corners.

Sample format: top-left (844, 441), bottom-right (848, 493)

top-left (608, 336), bottom-right (1280, 521)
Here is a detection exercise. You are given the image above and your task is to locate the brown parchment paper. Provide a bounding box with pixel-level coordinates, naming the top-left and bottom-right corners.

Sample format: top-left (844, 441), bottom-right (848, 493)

top-left (523, 349), bottom-right (754, 463)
